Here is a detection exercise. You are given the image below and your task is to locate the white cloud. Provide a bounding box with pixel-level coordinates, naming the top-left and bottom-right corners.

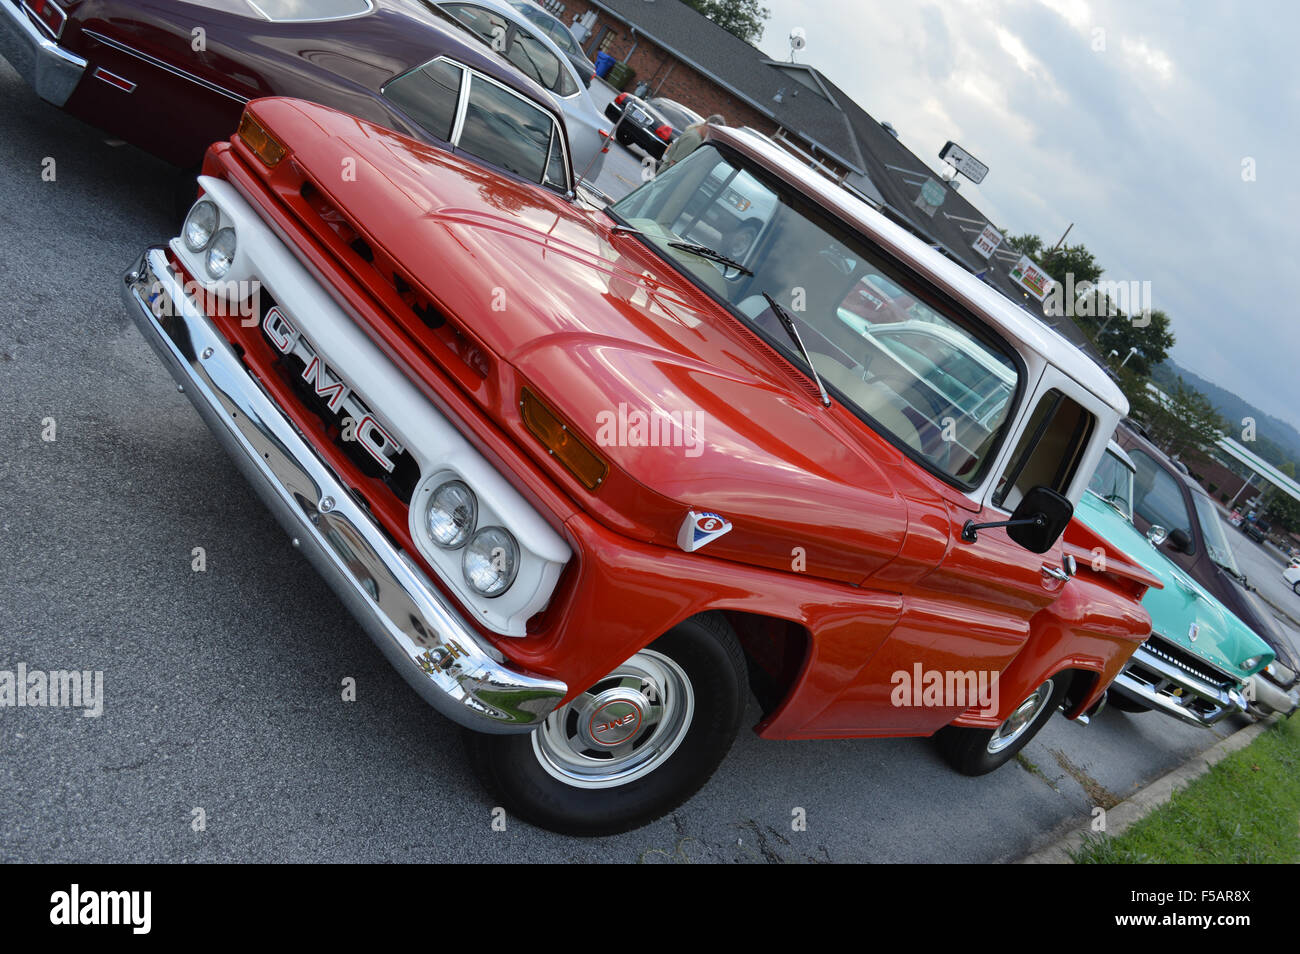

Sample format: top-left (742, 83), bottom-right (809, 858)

top-left (756, 0), bottom-right (1299, 428)
top-left (1120, 35), bottom-right (1174, 81)
top-left (995, 26), bottom-right (1039, 73)
top-left (1038, 0), bottom-right (1092, 32)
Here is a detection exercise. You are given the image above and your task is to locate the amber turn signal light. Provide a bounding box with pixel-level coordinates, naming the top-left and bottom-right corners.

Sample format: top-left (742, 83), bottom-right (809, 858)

top-left (520, 388), bottom-right (608, 491)
top-left (237, 112), bottom-right (286, 167)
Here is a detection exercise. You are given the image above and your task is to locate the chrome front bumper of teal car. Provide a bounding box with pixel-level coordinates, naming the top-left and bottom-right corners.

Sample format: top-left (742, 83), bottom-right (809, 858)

top-left (1110, 635), bottom-right (1249, 728)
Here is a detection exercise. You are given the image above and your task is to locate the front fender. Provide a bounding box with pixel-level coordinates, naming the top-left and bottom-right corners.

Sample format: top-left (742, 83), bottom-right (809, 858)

top-left (948, 572), bottom-right (1150, 727)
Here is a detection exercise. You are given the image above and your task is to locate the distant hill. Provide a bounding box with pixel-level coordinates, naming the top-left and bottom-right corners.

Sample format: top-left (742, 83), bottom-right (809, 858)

top-left (1153, 360), bottom-right (1300, 472)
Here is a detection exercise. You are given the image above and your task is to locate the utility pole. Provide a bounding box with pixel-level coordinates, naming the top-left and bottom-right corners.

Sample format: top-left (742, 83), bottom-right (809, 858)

top-left (1052, 223), bottom-right (1073, 250)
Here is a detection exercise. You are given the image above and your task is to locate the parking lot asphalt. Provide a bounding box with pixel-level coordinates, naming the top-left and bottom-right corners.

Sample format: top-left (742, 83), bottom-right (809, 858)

top-left (0, 63), bottom-right (1258, 863)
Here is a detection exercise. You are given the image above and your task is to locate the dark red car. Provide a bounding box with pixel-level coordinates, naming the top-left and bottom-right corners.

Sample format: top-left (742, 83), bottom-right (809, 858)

top-left (1, 0), bottom-right (576, 191)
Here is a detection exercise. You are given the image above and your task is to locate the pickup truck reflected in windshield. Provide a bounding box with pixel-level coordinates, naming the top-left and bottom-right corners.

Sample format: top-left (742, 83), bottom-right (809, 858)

top-left (608, 143), bottom-right (1019, 485)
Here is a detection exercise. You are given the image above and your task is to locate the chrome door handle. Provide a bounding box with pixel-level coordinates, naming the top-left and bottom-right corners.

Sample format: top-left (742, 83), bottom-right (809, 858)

top-left (1041, 564), bottom-right (1069, 582)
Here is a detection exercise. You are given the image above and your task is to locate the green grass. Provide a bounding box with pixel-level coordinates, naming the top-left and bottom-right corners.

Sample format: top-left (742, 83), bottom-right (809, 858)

top-left (1072, 716), bottom-right (1300, 863)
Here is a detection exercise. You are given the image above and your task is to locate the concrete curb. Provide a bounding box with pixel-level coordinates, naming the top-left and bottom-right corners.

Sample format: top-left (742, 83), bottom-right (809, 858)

top-left (1017, 716), bottom-right (1279, 864)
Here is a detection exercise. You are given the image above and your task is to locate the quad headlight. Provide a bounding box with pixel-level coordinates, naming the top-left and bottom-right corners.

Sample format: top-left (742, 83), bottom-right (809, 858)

top-left (426, 480), bottom-right (477, 549)
top-left (206, 227), bottom-right (237, 279)
top-left (463, 526), bottom-right (519, 597)
top-left (183, 200), bottom-right (219, 252)
top-left (1241, 655), bottom-right (1266, 671)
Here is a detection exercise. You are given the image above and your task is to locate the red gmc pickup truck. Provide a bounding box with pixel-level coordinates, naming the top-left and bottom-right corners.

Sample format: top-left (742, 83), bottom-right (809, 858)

top-left (121, 97), bottom-right (1157, 835)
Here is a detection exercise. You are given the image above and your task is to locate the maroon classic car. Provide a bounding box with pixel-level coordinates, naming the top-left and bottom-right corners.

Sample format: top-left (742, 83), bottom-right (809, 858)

top-left (0, 0), bottom-right (578, 191)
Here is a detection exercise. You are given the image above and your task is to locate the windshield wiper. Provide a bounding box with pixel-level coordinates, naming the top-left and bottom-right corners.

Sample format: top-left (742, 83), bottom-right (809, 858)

top-left (1102, 493), bottom-right (1130, 514)
top-left (764, 292), bottom-right (831, 408)
top-left (667, 241), bottom-right (753, 276)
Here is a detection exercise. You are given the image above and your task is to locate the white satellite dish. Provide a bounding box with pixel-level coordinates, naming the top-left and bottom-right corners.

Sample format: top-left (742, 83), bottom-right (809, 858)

top-left (790, 27), bottom-right (807, 53)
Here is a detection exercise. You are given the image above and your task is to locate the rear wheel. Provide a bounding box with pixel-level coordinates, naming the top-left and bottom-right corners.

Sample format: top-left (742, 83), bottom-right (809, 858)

top-left (466, 613), bottom-right (747, 836)
top-left (935, 675), bottom-right (1071, 776)
top-left (1292, 580), bottom-right (1299, 595)
top-left (615, 125), bottom-right (633, 147)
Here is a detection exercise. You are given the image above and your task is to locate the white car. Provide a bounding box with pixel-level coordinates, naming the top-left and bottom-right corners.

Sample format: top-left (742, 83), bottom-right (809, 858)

top-left (429, 0), bottom-right (610, 180)
top-left (1284, 559), bottom-right (1300, 594)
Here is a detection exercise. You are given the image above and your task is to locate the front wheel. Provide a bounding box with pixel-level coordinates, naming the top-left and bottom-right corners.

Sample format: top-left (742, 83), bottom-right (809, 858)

top-left (1292, 580), bottom-right (1299, 595)
top-left (935, 675), bottom-right (1071, 776)
top-left (466, 613), bottom-right (747, 836)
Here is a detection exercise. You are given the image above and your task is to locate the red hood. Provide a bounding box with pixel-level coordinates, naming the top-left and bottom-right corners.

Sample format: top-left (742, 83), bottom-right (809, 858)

top-left (248, 99), bottom-right (915, 583)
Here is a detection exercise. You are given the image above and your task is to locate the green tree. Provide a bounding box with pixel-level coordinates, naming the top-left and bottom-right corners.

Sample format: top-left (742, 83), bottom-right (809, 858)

top-left (1006, 232), bottom-right (1043, 259)
top-left (1115, 364), bottom-right (1162, 426)
top-left (681, 0), bottom-right (771, 44)
top-left (1086, 308), bottom-right (1175, 377)
top-left (1264, 492), bottom-right (1300, 534)
top-left (1140, 377), bottom-right (1227, 458)
top-left (1038, 241), bottom-right (1103, 289)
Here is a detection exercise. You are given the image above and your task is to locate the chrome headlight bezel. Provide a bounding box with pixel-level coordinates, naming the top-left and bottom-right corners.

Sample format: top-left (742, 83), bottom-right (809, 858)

top-left (462, 526), bottom-right (519, 598)
top-left (426, 480), bottom-right (478, 550)
top-left (206, 227), bottom-right (237, 279)
top-left (183, 200), bottom-right (219, 252)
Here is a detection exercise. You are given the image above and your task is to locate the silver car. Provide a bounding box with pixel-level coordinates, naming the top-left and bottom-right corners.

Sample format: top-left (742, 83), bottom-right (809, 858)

top-left (428, 0), bottom-right (609, 180)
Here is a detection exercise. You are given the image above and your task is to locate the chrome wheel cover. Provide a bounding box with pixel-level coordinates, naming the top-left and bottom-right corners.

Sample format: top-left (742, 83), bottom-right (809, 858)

top-left (986, 678), bottom-right (1055, 754)
top-left (532, 649), bottom-right (695, 789)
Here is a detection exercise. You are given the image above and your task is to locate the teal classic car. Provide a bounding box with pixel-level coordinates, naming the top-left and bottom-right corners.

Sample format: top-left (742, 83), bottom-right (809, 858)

top-left (1078, 444), bottom-right (1275, 726)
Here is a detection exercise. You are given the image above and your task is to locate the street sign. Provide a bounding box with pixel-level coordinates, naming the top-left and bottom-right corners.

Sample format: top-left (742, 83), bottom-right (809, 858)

top-left (939, 141), bottom-right (989, 184)
top-left (972, 224), bottom-right (1003, 259)
top-left (1009, 254), bottom-right (1055, 301)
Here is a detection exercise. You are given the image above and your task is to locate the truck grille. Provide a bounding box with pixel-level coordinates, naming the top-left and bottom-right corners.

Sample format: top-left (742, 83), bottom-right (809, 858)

top-left (1141, 634), bottom-right (1237, 691)
top-left (258, 288), bottom-right (420, 503)
top-left (295, 180), bottom-right (491, 385)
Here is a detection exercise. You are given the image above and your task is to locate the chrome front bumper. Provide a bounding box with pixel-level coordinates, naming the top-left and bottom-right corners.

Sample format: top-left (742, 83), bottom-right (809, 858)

top-left (0, 1), bottom-right (87, 106)
top-left (121, 247), bottom-right (566, 734)
top-left (1247, 671), bottom-right (1300, 717)
top-left (1110, 641), bottom-right (1247, 728)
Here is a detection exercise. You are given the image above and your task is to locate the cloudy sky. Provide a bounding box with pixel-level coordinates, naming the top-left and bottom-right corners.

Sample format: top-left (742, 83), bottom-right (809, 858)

top-left (757, 0), bottom-right (1299, 431)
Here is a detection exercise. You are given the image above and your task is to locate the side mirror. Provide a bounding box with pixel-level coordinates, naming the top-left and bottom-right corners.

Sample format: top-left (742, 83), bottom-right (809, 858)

top-left (961, 486), bottom-right (1075, 554)
top-left (1167, 528), bottom-right (1192, 554)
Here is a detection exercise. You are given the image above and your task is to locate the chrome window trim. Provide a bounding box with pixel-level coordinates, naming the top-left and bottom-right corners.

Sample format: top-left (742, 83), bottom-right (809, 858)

top-left (462, 66), bottom-right (572, 189)
top-left (227, 0), bottom-right (375, 22)
top-left (81, 29), bottom-right (248, 104)
top-left (449, 62), bottom-right (470, 143)
top-left (383, 54), bottom-right (573, 192)
top-left (21, 0), bottom-right (67, 40)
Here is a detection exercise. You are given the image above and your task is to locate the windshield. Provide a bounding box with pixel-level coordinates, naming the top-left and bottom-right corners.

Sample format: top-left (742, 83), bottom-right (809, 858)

top-left (507, 1), bottom-right (583, 54)
top-left (608, 143), bottom-right (1020, 485)
top-left (1088, 448), bottom-right (1135, 520)
top-left (1192, 491), bottom-right (1242, 574)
